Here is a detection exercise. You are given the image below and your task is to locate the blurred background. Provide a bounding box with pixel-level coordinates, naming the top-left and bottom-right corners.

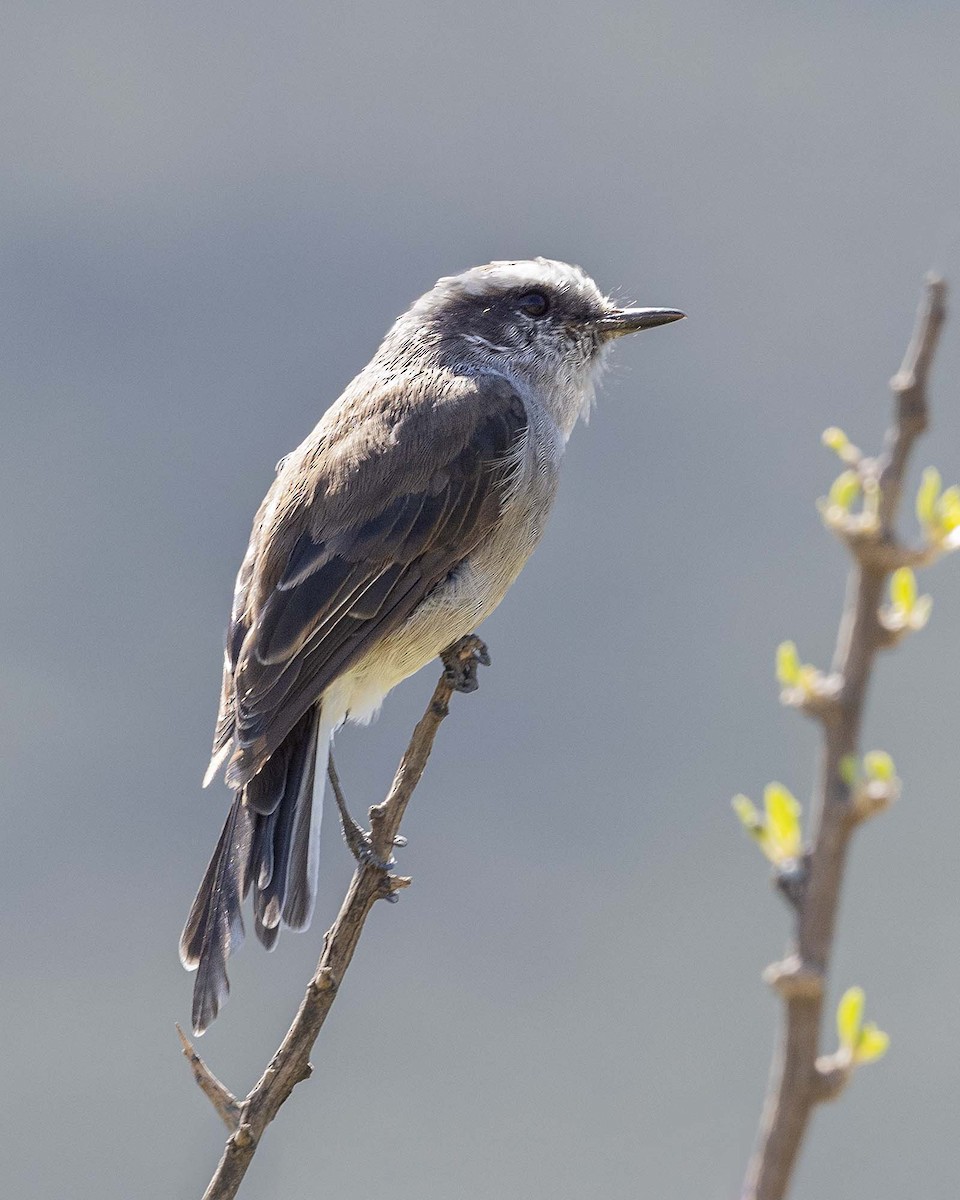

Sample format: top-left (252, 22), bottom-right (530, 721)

top-left (2, 2), bottom-right (959, 1196)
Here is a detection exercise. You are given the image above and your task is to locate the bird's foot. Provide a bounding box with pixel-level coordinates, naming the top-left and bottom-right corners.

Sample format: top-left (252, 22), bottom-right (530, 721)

top-left (340, 813), bottom-right (401, 873)
top-left (441, 634), bottom-right (491, 694)
top-left (328, 754), bottom-right (405, 874)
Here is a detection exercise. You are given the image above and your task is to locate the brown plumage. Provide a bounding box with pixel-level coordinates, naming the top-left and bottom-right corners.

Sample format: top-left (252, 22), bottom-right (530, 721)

top-left (180, 258), bottom-right (683, 1034)
top-left (221, 373), bottom-right (527, 788)
top-left (181, 371), bottom-right (529, 1033)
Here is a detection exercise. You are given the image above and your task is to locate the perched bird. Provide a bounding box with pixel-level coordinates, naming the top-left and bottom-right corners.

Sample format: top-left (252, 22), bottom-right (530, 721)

top-left (180, 258), bottom-right (683, 1033)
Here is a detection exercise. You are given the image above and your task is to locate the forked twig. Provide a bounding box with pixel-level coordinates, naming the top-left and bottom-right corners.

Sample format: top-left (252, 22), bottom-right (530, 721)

top-left (176, 1024), bottom-right (241, 1132)
top-left (182, 638), bottom-right (484, 1200)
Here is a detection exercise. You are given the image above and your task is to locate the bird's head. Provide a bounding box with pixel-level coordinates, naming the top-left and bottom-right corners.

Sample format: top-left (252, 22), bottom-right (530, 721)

top-left (410, 257), bottom-right (684, 436)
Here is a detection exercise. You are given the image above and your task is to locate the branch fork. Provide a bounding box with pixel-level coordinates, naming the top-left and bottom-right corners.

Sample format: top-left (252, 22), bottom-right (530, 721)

top-left (176, 1025), bottom-right (242, 1133)
top-left (181, 636), bottom-right (487, 1200)
top-left (834, 529), bottom-right (940, 573)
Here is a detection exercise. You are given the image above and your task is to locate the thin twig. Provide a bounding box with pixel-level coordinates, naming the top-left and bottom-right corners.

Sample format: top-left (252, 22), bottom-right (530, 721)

top-left (176, 1024), bottom-right (241, 1132)
top-left (182, 637), bottom-right (484, 1200)
top-left (742, 276), bottom-right (948, 1200)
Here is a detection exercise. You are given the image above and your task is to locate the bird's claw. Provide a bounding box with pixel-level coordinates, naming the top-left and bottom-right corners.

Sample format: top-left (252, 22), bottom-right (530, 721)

top-left (340, 818), bottom-right (397, 872)
top-left (442, 634), bottom-right (491, 694)
top-left (329, 753), bottom-right (403, 872)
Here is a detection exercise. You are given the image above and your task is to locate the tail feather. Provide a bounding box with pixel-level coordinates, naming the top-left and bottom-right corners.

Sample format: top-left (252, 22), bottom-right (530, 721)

top-left (182, 703), bottom-right (336, 1032)
top-left (247, 807), bottom-right (276, 892)
top-left (253, 878), bottom-right (281, 951)
top-left (281, 717), bottom-right (327, 929)
top-left (281, 790), bottom-right (319, 929)
top-left (179, 797), bottom-right (253, 1035)
top-left (254, 762), bottom-right (303, 934)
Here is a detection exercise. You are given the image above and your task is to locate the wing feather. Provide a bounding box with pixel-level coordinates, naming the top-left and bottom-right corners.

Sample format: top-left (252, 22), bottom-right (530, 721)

top-left (207, 373), bottom-right (527, 789)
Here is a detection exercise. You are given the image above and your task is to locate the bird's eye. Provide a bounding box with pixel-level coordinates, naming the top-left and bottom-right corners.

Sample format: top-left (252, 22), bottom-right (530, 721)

top-left (517, 291), bottom-right (550, 318)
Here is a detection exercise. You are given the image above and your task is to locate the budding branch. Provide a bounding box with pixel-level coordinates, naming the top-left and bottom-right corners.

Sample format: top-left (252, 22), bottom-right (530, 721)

top-left (742, 276), bottom-right (949, 1200)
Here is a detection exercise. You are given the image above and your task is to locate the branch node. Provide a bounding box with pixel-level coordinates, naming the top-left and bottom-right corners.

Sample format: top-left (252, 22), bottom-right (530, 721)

top-left (232, 1123), bottom-right (256, 1151)
top-left (368, 800), bottom-right (389, 836)
top-left (823, 498), bottom-right (942, 571)
top-left (851, 778), bottom-right (900, 823)
top-left (822, 511), bottom-right (882, 555)
top-left (309, 968), bottom-right (339, 998)
top-left (773, 856), bottom-right (809, 909)
top-left (780, 673), bottom-right (842, 721)
top-left (876, 618), bottom-right (910, 649)
top-left (812, 1054), bottom-right (853, 1103)
top-left (762, 955), bottom-right (825, 1000)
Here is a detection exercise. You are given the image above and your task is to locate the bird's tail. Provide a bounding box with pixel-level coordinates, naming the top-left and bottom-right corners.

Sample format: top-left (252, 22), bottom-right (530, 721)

top-left (180, 704), bottom-right (336, 1034)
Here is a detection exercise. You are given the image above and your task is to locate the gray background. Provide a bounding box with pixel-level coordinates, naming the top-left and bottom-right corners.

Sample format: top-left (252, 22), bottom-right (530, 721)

top-left (2, 2), bottom-right (959, 1197)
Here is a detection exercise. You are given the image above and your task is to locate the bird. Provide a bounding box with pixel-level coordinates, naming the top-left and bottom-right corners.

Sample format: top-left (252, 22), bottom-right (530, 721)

top-left (180, 257), bottom-right (684, 1033)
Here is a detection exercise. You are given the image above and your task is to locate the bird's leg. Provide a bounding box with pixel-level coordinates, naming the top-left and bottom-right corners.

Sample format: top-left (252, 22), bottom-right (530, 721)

top-left (441, 633), bottom-right (491, 694)
top-left (327, 753), bottom-right (405, 875)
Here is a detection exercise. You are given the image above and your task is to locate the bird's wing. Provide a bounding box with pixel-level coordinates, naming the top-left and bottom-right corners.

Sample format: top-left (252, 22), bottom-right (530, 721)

top-left (209, 372), bottom-right (528, 789)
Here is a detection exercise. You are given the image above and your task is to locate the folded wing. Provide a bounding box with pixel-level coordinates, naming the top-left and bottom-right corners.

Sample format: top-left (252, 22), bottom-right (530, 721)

top-left (209, 373), bottom-right (529, 789)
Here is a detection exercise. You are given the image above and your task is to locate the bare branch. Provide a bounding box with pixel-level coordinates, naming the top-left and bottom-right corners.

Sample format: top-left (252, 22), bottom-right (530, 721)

top-left (882, 275), bottom-right (948, 528)
top-left (182, 636), bottom-right (486, 1200)
top-left (742, 277), bottom-right (949, 1200)
top-left (176, 1024), bottom-right (241, 1132)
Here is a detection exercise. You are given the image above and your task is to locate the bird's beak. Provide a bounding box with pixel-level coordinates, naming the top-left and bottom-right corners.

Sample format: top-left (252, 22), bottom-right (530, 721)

top-left (595, 307), bottom-right (686, 337)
